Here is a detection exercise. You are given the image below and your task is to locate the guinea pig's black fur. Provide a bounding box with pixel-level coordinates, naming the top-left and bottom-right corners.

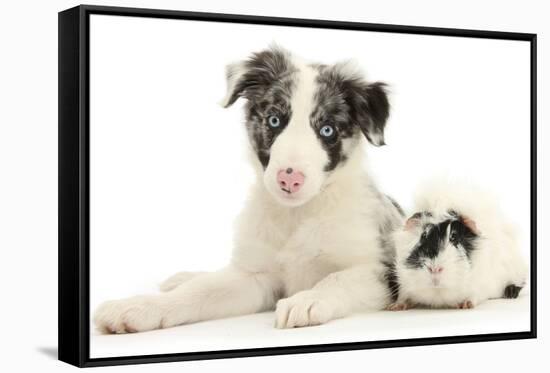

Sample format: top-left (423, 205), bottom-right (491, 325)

top-left (405, 210), bottom-right (479, 270)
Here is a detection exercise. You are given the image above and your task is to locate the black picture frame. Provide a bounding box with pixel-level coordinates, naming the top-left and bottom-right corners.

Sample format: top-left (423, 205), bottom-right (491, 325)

top-left (58, 4), bottom-right (537, 368)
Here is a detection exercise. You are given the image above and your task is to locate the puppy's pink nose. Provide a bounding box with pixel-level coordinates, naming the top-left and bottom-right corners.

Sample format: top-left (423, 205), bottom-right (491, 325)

top-left (277, 168), bottom-right (305, 194)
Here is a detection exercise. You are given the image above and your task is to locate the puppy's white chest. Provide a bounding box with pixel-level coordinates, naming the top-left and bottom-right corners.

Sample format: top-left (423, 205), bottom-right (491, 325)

top-left (275, 230), bottom-right (337, 296)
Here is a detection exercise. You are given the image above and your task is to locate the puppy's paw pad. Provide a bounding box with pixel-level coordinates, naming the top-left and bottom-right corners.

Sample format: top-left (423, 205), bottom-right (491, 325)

top-left (275, 291), bottom-right (333, 329)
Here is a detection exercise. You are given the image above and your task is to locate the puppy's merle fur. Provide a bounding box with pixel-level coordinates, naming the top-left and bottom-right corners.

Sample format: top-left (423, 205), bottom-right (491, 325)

top-left (223, 46), bottom-right (389, 172)
top-left (93, 46), bottom-right (406, 333)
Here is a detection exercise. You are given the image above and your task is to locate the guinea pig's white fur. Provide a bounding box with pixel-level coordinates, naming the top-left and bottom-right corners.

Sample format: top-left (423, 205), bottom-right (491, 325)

top-left (391, 181), bottom-right (527, 309)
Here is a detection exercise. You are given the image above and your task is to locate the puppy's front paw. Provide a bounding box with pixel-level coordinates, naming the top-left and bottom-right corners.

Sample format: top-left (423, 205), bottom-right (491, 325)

top-left (93, 295), bottom-right (165, 334)
top-left (275, 291), bottom-right (334, 329)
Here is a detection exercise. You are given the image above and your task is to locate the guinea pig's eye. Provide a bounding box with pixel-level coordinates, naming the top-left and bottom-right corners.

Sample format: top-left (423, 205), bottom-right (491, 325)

top-left (267, 115), bottom-right (280, 128)
top-left (319, 125), bottom-right (335, 138)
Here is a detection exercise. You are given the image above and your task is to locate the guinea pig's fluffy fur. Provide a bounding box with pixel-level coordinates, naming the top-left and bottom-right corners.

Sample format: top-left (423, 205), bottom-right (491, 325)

top-left (390, 181), bottom-right (527, 310)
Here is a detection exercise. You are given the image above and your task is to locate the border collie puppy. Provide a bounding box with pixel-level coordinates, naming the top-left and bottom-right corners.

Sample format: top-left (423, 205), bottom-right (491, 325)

top-left (94, 45), bottom-right (404, 333)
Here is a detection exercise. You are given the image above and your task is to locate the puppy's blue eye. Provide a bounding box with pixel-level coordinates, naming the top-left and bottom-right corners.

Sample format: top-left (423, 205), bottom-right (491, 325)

top-left (320, 125), bottom-right (335, 138)
top-left (268, 115), bottom-right (280, 128)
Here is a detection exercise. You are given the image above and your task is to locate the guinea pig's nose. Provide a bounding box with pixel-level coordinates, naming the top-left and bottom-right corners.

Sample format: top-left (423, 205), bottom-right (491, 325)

top-left (277, 168), bottom-right (305, 194)
top-left (428, 265), bottom-right (444, 274)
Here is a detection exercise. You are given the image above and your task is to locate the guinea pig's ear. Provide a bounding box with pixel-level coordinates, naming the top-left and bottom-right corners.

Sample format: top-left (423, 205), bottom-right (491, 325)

top-left (334, 62), bottom-right (390, 146)
top-left (220, 45), bottom-right (293, 108)
top-left (448, 209), bottom-right (480, 236)
top-left (461, 215), bottom-right (480, 236)
top-left (404, 212), bottom-right (423, 231)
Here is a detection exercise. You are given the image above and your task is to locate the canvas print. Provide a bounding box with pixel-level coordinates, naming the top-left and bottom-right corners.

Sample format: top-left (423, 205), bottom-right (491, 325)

top-left (58, 6), bottom-right (535, 367)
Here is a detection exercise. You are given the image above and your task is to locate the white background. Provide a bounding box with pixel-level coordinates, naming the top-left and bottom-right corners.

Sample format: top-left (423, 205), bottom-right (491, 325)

top-left (88, 13), bottom-right (531, 358)
top-left (0, 0), bottom-right (547, 372)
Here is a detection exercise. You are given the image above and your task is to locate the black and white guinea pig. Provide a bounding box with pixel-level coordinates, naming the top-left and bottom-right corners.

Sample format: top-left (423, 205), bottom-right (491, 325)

top-left (389, 182), bottom-right (527, 310)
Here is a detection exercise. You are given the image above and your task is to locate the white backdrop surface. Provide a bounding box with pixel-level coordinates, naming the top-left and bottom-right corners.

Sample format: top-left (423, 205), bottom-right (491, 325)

top-left (88, 13), bottom-right (531, 358)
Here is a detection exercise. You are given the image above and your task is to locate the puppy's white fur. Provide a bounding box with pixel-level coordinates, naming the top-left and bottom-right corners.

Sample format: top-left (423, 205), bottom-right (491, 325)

top-left (94, 144), bottom-right (396, 332)
top-left (263, 61), bottom-right (327, 207)
top-left (94, 51), bottom-right (398, 333)
top-left (392, 181), bottom-right (527, 309)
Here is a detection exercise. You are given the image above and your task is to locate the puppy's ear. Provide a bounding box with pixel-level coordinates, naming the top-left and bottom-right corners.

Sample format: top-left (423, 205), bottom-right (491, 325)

top-left (359, 82), bottom-right (390, 146)
top-left (333, 62), bottom-right (390, 146)
top-left (220, 45), bottom-right (293, 108)
top-left (220, 61), bottom-right (248, 108)
top-left (348, 80), bottom-right (390, 146)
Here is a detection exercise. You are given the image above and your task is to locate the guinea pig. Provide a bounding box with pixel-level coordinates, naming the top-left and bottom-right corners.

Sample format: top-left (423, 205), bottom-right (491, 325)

top-left (388, 182), bottom-right (527, 310)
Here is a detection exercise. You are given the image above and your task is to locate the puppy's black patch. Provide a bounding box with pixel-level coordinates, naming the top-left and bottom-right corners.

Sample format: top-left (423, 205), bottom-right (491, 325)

top-left (224, 48), bottom-right (390, 172)
top-left (503, 284), bottom-right (523, 299)
top-left (383, 261), bottom-right (400, 302)
top-left (223, 47), bottom-right (297, 168)
top-left (311, 63), bottom-right (390, 172)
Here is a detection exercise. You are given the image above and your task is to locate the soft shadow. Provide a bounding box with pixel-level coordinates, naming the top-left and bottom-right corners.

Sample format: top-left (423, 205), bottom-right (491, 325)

top-left (37, 346), bottom-right (58, 360)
